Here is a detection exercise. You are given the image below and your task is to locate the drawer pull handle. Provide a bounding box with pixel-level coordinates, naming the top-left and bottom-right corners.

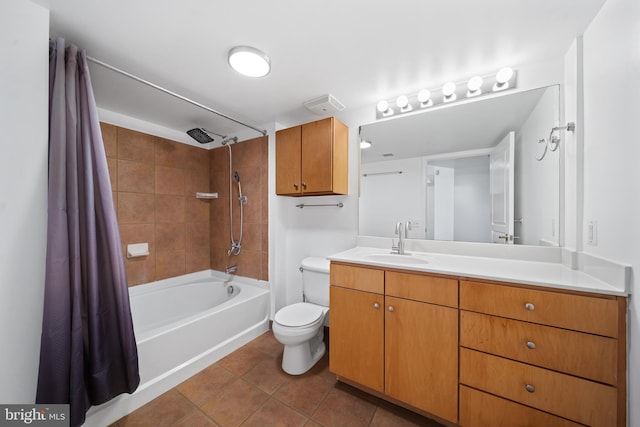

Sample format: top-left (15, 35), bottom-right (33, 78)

top-left (388, 306), bottom-right (395, 312)
top-left (293, 183), bottom-right (299, 189)
top-left (525, 384), bottom-right (536, 393)
top-left (373, 303), bottom-right (380, 309)
top-left (526, 341), bottom-right (537, 350)
top-left (525, 303), bottom-right (535, 311)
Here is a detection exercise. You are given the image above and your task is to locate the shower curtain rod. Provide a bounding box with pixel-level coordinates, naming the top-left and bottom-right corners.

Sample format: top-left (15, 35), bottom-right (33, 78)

top-left (86, 55), bottom-right (268, 137)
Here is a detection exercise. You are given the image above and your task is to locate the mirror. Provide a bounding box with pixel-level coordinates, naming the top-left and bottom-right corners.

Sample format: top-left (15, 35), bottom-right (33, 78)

top-left (359, 85), bottom-right (560, 246)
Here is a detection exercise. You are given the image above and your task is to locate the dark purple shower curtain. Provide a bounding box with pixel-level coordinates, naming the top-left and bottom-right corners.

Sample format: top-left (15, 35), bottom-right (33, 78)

top-left (36, 38), bottom-right (139, 427)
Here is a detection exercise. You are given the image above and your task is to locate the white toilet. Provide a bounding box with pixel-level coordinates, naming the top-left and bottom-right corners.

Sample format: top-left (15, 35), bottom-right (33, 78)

top-left (273, 257), bottom-right (330, 375)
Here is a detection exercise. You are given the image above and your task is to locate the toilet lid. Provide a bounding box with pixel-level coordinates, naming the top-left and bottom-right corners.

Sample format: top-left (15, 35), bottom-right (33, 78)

top-left (275, 303), bottom-right (323, 327)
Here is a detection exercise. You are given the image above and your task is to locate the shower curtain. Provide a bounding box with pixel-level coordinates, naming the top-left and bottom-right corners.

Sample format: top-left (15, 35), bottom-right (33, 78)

top-left (36, 38), bottom-right (139, 427)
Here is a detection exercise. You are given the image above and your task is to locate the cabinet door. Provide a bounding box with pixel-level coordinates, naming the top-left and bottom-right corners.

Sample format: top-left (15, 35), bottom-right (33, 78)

top-left (301, 117), bottom-right (333, 193)
top-left (275, 126), bottom-right (301, 195)
top-left (385, 296), bottom-right (458, 424)
top-left (329, 286), bottom-right (384, 392)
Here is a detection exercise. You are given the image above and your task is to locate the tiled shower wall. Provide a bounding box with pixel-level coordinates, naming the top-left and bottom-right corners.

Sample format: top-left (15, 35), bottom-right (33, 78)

top-left (101, 123), bottom-right (268, 286)
top-left (210, 136), bottom-right (269, 282)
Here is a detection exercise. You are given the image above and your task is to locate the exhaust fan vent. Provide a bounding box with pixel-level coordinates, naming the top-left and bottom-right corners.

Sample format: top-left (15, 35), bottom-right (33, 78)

top-left (303, 94), bottom-right (345, 115)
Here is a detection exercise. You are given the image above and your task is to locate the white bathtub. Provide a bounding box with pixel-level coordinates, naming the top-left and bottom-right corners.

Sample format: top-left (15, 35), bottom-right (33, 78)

top-left (85, 271), bottom-right (270, 426)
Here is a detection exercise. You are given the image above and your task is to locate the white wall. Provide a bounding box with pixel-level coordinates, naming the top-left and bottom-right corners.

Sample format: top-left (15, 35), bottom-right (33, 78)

top-left (360, 157), bottom-right (424, 238)
top-left (581, 0), bottom-right (640, 424)
top-left (0, 0), bottom-right (49, 402)
top-left (515, 86), bottom-right (560, 246)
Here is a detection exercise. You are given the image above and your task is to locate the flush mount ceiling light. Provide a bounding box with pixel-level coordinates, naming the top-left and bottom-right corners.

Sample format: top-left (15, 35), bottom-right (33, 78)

top-left (360, 140), bottom-right (372, 149)
top-left (375, 67), bottom-right (517, 119)
top-left (228, 46), bottom-right (271, 77)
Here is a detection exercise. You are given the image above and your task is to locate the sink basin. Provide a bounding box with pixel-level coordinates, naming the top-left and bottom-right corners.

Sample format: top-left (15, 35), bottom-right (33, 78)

top-left (362, 253), bottom-right (430, 265)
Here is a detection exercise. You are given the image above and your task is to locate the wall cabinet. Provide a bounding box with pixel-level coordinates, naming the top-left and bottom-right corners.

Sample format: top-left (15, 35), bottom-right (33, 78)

top-left (275, 117), bottom-right (348, 196)
top-left (329, 263), bottom-right (459, 424)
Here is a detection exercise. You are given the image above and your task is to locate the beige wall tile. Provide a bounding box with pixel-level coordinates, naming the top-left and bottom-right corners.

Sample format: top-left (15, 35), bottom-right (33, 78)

top-left (156, 166), bottom-right (185, 195)
top-left (156, 249), bottom-right (185, 280)
top-left (100, 122), bottom-right (117, 158)
top-left (156, 222), bottom-right (185, 251)
top-left (156, 137), bottom-right (188, 168)
top-left (118, 192), bottom-right (155, 224)
top-left (107, 157), bottom-right (117, 191)
top-left (117, 128), bottom-right (155, 164)
top-left (118, 159), bottom-right (154, 193)
top-left (156, 195), bottom-right (185, 223)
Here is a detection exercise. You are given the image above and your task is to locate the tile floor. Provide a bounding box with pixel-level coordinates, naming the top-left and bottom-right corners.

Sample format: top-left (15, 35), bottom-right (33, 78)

top-left (112, 330), bottom-right (445, 427)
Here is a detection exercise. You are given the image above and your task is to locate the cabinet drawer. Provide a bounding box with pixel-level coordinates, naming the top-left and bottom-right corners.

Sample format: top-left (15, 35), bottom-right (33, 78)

top-left (460, 386), bottom-right (583, 427)
top-left (460, 348), bottom-right (617, 426)
top-left (385, 271), bottom-right (458, 307)
top-left (330, 263), bottom-right (384, 294)
top-left (460, 311), bottom-right (617, 385)
top-left (460, 281), bottom-right (618, 337)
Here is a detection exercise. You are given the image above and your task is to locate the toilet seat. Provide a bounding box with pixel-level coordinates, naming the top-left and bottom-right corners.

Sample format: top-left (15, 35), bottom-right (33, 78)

top-left (275, 303), bottom-right (324, 328)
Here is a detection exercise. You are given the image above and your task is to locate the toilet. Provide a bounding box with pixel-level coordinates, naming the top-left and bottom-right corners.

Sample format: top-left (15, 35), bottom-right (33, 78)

top-left (273, 257), bottom-right (330, 375)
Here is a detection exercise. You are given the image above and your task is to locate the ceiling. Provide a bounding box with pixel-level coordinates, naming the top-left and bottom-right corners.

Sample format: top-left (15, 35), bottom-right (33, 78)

top-left (41, 0), bottom-right (606, 144)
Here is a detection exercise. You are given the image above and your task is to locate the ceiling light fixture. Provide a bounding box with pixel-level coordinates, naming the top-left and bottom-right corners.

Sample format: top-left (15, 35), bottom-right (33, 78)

top-left (360, 140), bottom-right (372, 149)
top-left (375, 67), bottom-right (517, 119)
top-left (228, 46), bottom-right (271, 77)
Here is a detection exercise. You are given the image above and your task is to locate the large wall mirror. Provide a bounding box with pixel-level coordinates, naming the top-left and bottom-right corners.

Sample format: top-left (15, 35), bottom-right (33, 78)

top-left (359, 85), bottom-right (560, 246)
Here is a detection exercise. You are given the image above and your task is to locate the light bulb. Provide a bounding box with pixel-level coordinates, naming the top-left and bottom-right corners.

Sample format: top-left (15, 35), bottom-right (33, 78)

top-left (377, 100), bottom-right (389, 113)
top-left (396, 95), bottom-right (409, 109)
top-left (442, 82), bottom-right (456, 97)
top-left (496, 67), bottom-right (514, 84)
top-left (417, 89), bottom-right (431, 103)
top-left (467, 76), bottom-right (483, 93)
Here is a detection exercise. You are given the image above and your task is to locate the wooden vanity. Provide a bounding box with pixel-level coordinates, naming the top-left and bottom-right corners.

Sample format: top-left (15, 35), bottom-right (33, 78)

top-left (329, 261), bottom-right (627, 427)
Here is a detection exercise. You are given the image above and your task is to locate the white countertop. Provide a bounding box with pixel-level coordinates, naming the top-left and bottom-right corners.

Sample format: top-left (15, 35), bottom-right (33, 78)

top-left (328, 246), bottom-right (628, 296)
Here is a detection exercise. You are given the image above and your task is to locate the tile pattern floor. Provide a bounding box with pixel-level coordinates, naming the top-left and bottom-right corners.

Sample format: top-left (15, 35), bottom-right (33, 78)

top-left (112, 331), bottom-right (446, 427)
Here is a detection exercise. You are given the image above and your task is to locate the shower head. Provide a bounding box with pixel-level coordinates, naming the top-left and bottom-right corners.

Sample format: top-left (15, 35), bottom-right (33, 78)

top-left (187, 128), bottom-right (214, 144)
top-left (233, 171), bottom-right (240, 183)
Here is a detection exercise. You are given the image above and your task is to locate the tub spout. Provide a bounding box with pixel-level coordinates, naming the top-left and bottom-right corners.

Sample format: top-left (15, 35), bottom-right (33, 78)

top-left (226, 264), bottom-right (238, 274)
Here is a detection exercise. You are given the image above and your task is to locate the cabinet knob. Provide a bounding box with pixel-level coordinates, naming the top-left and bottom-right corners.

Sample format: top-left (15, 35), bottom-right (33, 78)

top-left (525, 384), bottom-right (536, 393)
top-left (301, 182), bottom-right (307, 189)
top-left (526, 341), bottom-right (536, 350)
top-left (525, 303), bottom-right (535, 311)
top-left (293, 183), bottom-right (298, 189)
top-left (373, 303), bottom-right (380, 309)
top-left (388, 306), bottom-right (395, 312)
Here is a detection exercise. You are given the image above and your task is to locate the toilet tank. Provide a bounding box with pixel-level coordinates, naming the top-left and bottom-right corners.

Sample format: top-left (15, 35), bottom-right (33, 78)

top-left (301, 257), bottom-right (330, 307)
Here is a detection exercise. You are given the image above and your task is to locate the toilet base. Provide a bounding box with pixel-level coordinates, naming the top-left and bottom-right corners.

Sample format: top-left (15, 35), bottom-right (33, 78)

top-left (281, 327), bottom-right (326, 375)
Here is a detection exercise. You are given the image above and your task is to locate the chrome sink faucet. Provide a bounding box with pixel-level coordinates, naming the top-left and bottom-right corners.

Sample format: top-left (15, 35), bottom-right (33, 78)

top-left (391, 221), bottom-right (406, 255)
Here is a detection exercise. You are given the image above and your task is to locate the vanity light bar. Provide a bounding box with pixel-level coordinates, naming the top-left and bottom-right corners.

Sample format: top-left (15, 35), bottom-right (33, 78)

top-left (375, 67), bottom-right (517, 120)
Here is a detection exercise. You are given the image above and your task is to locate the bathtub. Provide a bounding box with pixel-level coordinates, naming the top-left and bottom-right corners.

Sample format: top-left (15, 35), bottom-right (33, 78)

top-left (85, 270), bottom-right (270, 426)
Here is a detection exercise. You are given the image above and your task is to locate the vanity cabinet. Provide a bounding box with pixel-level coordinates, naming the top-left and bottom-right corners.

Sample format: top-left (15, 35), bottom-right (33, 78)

top-left (275, 117), bottom-right (348, 196)
top-left (329, 263), bottom-right (459, 424)
top-left (459, 280), bottom-right (626, 427)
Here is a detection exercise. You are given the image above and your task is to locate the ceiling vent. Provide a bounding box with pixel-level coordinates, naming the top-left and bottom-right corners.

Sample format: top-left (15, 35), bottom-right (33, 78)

top-left (303, 94), bottom-right (345, 115)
